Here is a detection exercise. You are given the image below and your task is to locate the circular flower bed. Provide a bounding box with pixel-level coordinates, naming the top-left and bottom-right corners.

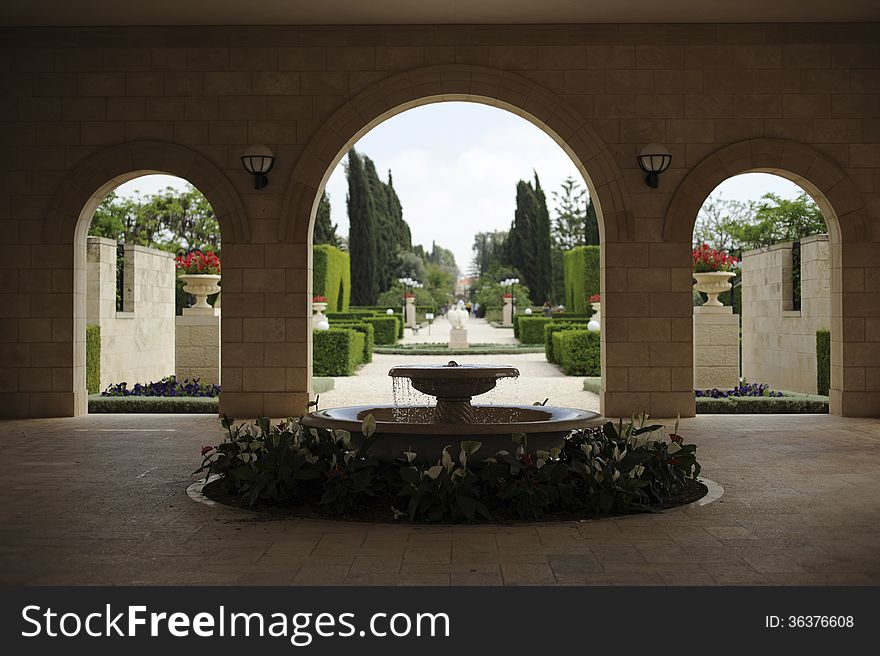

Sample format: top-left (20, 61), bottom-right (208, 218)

top-left (194, 415), bottom-right (705, 523)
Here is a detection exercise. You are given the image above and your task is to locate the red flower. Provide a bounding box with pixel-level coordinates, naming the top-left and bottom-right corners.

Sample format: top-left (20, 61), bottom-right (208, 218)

top-left (201, 445), bottom-right (214, 456)
top-left (589, 293), bottom-right (601, 303)
top-left (312, 296), bottom-right (327, 303)
top-left (176, 251), bottom-right (221, 275)
top-left (502, 293), bottom-right (513, 298)
top-left (692, 243), bottom-right (738, 273)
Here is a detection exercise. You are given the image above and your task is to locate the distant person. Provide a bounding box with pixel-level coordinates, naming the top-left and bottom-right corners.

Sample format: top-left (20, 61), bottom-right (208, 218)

top-left (542, 301), bottom-right (552, 317)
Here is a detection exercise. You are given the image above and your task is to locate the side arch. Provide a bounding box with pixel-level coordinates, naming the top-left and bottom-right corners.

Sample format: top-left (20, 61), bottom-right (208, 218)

top-left (45, 140), bottom-right (249, 245)
top-left (280, 64), bottom-right (633, 245)
top-left (663, 138), bottom-right (870, 245)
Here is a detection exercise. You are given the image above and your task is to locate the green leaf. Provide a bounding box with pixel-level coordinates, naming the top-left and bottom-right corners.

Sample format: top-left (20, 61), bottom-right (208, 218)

top-left (361, 413), bottom-right (377, 439)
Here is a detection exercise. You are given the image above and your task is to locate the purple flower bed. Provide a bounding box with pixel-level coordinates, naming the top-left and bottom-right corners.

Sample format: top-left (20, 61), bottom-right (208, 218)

top-left (695, 381), bottom-right (784, 399)
top-left (101, 376), bottom-right (220, 398)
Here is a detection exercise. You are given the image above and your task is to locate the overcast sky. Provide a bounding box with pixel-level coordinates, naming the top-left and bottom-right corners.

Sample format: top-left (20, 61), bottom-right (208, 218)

top-left (115, 102), bottom-right (805, 273)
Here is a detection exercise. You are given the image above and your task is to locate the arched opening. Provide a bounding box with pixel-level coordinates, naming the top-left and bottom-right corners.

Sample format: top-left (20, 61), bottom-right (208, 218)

top-left (665, 138), bottom-right (874, 417)
top-left (45, 141), bottom-right (246, 417)
top-left (281, 66), bottom-right (632, 418)
top-left (691, 172), bottom-right (832, 410)
top-left (308, 100), bottom-right (605, 409)
top-left (78, 173), bottom-right (222, 412)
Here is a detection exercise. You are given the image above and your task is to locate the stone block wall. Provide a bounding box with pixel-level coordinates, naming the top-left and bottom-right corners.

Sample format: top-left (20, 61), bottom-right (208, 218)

top-left (86, 236), bottom-right (176, 390)
top-left (176, 315), bottom-right (221, 385)
top-left (694, 307), bottom-right (740, 390)
top-left (742, 234), bottom-right (831, 394)
top-left (0, 23), bottom-right (877, 418)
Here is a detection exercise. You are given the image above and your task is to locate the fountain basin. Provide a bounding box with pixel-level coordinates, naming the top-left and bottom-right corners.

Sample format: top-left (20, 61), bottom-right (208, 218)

top-left (301, 404), bottom-right (603, 461)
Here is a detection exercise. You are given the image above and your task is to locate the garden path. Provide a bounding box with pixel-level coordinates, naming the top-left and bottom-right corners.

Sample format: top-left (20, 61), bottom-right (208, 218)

top-left (318, 315), bottom-right (598, 411)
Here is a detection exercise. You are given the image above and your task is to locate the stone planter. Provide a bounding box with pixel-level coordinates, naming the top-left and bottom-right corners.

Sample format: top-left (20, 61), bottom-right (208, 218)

top-left (693, 271), bottom-right (735, 307)
top-left (179, 274), bottom-right (221, 314)
top-left (312, 301), bottom-right (328, 330)
top-left (590, 301), bottom-right (601, 322)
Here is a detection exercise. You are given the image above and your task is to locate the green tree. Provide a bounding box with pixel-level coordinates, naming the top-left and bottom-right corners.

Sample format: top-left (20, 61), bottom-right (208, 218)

top-left (551, 176), bottom-right (587, 250)
top-left (89, 185), bottom-right (220, 254)
top-left (471, 230), bottom-right (508, 276)
top-left (346, 149), bottom-right (379, 305)
top-left (724, 192), bottom-right (826, 251)
top-left (693, 195), bottom-right (752, 252)
top-left (508, 174), bottom-right (552, 304)
top-left (585, 196), bottom-right (600, 246)
top-left (313, 191), bottom-right (338, 246)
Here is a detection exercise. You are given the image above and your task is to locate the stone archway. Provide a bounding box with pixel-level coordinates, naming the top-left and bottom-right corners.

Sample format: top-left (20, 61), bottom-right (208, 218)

top-left (44, 141), bottom-right (248, 416)
top-left (280, 64), bottom-right (633, 415)
top-left (663, 138), bottom-right (876, 417)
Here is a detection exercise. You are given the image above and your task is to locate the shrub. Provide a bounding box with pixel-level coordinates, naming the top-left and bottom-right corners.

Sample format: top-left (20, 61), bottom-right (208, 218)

top-left (559, 330), bottom-right (601, 376)
top-left (331, 321), bottom-right (374, 363)
top-left (102, 376), bottom-right (220, 397)
top-left (695, 381), bottom-right (782, 398)
top-left (545, 320), bottom-right (590, 363)
top-left (816, 329), bottom-right (830, 396)
top-left (313, 328), bottom-right (365, 376)
top-left (313, 244), bottom-right (351, 312)
top-left (697, 396), bottom-right (828, 414)
top-left (326, 312), bottom-right (400, 343)
top-left (196, 414), bottom-right (702, 521)
top-left (85, 324), bottom-right (100, 394)
top-left (89, 396), bottom-right (217, 414)
top-left (563, 245), bottom-right (600, 313)
top-left (518, 316), bottom-right (553, 344)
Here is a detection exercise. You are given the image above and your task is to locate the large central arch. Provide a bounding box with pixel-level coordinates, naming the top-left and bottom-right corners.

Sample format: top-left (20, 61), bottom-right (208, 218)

top-left (280, 64), bottom-right (633, 414)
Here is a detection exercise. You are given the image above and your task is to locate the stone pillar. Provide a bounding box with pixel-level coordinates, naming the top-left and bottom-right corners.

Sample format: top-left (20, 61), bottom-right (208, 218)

top-left (694, 306), bottom-right (740, 390)
top-left (176, 314), bottom-right (221, 385)
top-left (449, 328), bottom-right (468, 349)
top-left (502, 296), bottom-right (513, 327)
top-left (405, 295), bottom-right (416, 329)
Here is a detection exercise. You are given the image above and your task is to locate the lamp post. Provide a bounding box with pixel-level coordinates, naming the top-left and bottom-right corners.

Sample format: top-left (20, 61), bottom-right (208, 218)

top-left (500, 277), bottom-right (519, 327)
top-left (398, 276), bottom-right (421, 330)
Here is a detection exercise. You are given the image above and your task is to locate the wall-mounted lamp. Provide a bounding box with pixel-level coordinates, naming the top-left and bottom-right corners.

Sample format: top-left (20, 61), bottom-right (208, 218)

top-left (637, 143), bottom-right (672, 189)
top-left (241, 144), bottom-right (275, 190)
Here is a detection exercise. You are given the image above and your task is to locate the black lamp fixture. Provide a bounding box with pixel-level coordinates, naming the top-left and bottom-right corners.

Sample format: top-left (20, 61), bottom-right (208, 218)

top-left (637, 143), bottom-right (672, 189)
top-left (241, 144), bottom-right (275, 190)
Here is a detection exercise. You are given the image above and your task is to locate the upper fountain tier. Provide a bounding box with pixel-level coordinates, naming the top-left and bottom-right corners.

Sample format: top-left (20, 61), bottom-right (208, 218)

top-left (389, 361), bottom-right (518, 398)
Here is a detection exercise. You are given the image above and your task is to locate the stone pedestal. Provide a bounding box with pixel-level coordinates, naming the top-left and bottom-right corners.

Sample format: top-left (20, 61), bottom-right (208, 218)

top-left (449, 327), bottom-right (468, 349)
top-left (176, 314), bottom-right (221, 385)
top-left (502, 297), bottom-right (513, 327)
top-left (694, 305), bottom-right (739, 390)
top-left (405, 296), bottom-right (416, 329)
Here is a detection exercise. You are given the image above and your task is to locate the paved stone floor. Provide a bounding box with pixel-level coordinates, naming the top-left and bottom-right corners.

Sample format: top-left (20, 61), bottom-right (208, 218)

top-left (1, 413), bottom-right (879, 586)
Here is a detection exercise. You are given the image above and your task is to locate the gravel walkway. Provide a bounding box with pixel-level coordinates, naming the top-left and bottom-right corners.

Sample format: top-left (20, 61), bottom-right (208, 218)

top-left (319, 315), bottom-right (598, 411)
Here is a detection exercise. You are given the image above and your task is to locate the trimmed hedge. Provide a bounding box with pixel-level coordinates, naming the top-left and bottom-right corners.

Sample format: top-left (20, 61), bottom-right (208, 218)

top-left (327, 312), bottom-right (402, 342)
top-left (86, 324), bottom-right (101, 394)
top-left (563, 245), bottom-right (600, 314)
top-left (313, 244), bottom-right (351, 312)
top-left (88, 395), bottom-right (217, 413)
top-left (545, 320), bottom-right (590, 363)
top-left (697, 395), bottom-right (828, 414)
top-left (816, 328), bottom-right (830, 396)
top-left (558, 330), bottom-right (601, 376)
top-left (332, 321), bottom-right (374, 363)
top-left (313, 328), bottom-right (365, 376)
top-left (517, 316), bottom-right (553, 344)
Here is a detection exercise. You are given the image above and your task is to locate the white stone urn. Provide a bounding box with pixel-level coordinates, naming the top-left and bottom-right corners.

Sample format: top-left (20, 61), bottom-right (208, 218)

top-left (312, 300), bottom-right (328, 330)
top-left (693, 271), bottom-right (735, 307)
top-left (179, 274), bottom-right (221, 314)
top-left (590, 300), bottom-right (601, 323)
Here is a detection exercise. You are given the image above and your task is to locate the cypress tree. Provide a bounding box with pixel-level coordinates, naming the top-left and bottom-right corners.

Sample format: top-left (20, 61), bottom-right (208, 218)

top-left (346, 149), bottom-right (379, 305)
top-left (508, 176), bottom-right (552, 303)
top-left (585, 196), bottom-right (600, 245)
top-left (532, 173), bottom-right (553, 304)
top-left (313, 190), bottom-right (338, 246)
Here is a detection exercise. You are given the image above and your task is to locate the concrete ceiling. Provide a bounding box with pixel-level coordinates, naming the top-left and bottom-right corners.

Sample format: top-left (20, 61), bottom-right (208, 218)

top-left (1, 0), bottom-right (878, 26)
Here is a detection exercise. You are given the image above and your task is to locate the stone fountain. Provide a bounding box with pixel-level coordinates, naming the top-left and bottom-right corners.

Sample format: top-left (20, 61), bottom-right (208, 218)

top-left (301, 361), bottom-right (602, 460)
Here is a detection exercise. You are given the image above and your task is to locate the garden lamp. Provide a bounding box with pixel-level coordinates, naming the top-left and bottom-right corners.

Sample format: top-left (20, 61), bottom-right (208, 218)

top-left (637, 143), bottom-right (672, 189)
top-left (241, 144), bottom-right (276, 190)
